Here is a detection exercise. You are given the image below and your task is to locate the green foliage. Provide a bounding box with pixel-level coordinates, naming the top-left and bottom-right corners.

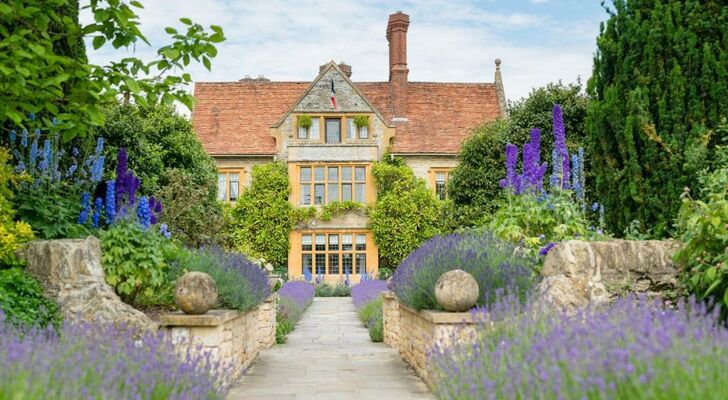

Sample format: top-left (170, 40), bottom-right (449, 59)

top-left (586, 0), bottom-right (727, 236)
top-left (377, 267), bottom-right (394, 280)
top-left (353, 115), bottom-right (369, 128)
top-left (319, 201), bottom-right (364, 222)
top-left (275, 297), bottom-right (300, 344)
top-left (0, 149), bottom-right (34, 266)
top-left (99, 103), bottom-right (218, 197)
top-left (297, 115), bottom-right (312, 129)
top-left (0, 0), bottom-right (225, 140)
top-left (449, 82), bottom-right (590, 224)
top-left (489, 191), bottom-right (604, 258)
top-left (100, 222), bottom-right (168, 305)
top-left (228, 162), bottom-right (293, 267)
top-left (370, 160), bottom-right (443, 269)
top-left (357, 296), bottom-right (383, 342)
top-left (676, 146), bottom-right (728, 310)
top-left (157, 169), bottom-right (223, 247)
top-left (314, 282), bottom-right (352, 297)
top-left (0, 267), bottom-right (60, 329)
top-left (13, 187), bottom-right (89, 240)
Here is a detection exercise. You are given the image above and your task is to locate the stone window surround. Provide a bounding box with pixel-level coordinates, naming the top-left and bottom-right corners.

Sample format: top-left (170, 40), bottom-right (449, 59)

top-left (293, 113), bottom-right (372, 144)
top-left (301, 231), bottom-right (368, 276)
top-left (293, 162), bottom-right (372, 206)
top-left (428, 167), bottom-right (452, 200)
top-left (218, 168), bottom-right (245, 202)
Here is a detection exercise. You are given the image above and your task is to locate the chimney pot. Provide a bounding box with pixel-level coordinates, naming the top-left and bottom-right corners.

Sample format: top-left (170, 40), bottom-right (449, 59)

top-left (338, 62), bottom-right (352, 78)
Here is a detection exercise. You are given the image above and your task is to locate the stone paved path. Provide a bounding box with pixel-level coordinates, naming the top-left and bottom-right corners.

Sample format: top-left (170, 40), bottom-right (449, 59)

top-left (227, 297), bottom-right (434, 400)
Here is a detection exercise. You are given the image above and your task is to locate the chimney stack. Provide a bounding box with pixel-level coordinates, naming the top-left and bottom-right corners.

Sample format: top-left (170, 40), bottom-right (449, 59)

top-left (387, 11), bottom-right (409, 120)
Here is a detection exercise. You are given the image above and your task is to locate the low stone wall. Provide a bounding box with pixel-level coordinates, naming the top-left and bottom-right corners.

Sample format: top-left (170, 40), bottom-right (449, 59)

top-left (381, 291), bottom-right (476, 387)
top-left (160, 293), bottom-right (277, 379)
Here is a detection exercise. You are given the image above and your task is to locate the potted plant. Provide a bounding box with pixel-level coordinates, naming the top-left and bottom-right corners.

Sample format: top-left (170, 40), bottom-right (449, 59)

top-left (353, 115), bottom-right (368, 138)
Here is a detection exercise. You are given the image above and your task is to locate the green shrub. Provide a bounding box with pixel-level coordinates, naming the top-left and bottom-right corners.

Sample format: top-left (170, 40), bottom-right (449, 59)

top-left (370, 160), bottom-right (443, 269)
top-left (676, 146), bottom-right (728, 311)
top-left (228, 162), bottom-right (294, 267)
top-left (377, 267), bottom-right (394, 280)
top-left (333, 283), bottom-right (351, 297)
top-left (357, 297), bottom-right (383, 342)
top-left (0, 149), bottom-right (35, 267)
top-left (315, 283), bottom-right (334, 297)
top-left (449, 82), bottom-right (590, 224)
top-left (586, 0), bottom-right (726, 236)
top-left (0, 267), bottom-right (60, 329)
top-left (100, 222), bottom-right (169, 306)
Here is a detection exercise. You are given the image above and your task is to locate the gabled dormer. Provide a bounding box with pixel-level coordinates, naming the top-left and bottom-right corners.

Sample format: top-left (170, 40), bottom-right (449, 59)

top-left (271, 61), bottom-right (394, 162)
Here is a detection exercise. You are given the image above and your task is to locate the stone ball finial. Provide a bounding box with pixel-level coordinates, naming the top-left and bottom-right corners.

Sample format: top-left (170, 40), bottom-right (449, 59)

top-left (495, 58), bottom-right (502, 68)
top-left (435, 269), bottom-right (479, 312)
top-left (174, 271), bottom-right (218, 315)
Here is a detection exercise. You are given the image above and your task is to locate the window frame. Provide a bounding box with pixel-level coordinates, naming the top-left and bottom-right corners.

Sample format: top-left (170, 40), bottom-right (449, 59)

top-left (217, 168), bottom-right (244, 202)
top-left (430, 168), bottom-right (451, 200)
top-left (297, 163), bottom-right (369, 205)
top-left (300, 231), bottom-right (369, 276)
top-left (294, 114), bottom-right (371, 143)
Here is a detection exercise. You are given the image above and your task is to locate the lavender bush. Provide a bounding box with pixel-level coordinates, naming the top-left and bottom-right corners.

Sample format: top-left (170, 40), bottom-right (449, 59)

top-left (172, 247), bottom-right (270, 311)
top-left (352, 280), bottom-right (388, 342)
top-left (352, 279), bottom-right (388, 310)
top-left (431, 295), bottom-right (728, 400)
top-left (0, 312), bottom-right (231, 399)
top-left (276, 281), bottom-right (315, 344)
top-left (390, 230), bottom-right (535, 310)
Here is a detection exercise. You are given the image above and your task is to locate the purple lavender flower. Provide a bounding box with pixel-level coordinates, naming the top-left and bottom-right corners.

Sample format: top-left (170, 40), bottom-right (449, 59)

top-left (78, 192), bottom-right (91, 224)
top-left (92, 197), bottom-right (103, 228)
top-left (352, 279), bottom-right (388, 309)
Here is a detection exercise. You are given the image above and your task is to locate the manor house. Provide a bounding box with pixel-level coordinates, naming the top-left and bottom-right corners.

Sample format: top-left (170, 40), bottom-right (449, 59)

top-left (192, 12), bottom-right (506, 282)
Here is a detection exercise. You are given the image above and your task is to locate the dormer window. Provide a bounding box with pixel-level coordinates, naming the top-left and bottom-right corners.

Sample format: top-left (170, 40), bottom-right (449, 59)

top-left (297, 115), bottom-right (319, 139)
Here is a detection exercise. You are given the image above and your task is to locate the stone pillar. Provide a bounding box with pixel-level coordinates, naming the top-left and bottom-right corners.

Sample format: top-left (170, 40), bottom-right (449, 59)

top-left (382, 290), bottom-right (400, 348)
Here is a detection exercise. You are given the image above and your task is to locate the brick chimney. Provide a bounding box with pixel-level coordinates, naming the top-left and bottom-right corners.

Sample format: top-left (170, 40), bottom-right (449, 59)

top-left (387, 11), bottom-right (409, 120)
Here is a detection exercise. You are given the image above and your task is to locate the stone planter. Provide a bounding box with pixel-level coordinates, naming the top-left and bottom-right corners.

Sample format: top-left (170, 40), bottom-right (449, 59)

top-left (382, 291), bottom-right (477, 387)
top-left (159, 293), bottom-right (278, 379)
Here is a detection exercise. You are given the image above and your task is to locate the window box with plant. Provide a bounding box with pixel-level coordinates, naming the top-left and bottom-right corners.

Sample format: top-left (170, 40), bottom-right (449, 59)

top-left (297, 115), bottom-right (319, 140)
top-left (347, 115), bottom-right (369, 140)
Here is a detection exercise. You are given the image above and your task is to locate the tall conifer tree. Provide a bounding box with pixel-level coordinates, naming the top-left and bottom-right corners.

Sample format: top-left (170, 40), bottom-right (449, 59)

top-left (587, 0), bottom-right (727, 236)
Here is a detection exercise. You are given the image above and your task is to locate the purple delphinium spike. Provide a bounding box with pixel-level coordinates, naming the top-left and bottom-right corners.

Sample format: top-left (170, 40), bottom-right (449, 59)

top-left (521, 128), bottom-right (547, 192)
top-left (92, 198), bottom-right (103, 228)
top-left (137, 196), bottom-right (151, 230)
top-left (78, 193), bottom-right (91, 224)
top-left (539, 242), bottom-right (557, 256)
top-left (500, 143), bottom-right (522, 194)
top-left (115, 148), bottom-right (129, 204)
top-left (105, 180), bottom-right (116, 225)
top-left (551, 104), bottom-right (570, 189)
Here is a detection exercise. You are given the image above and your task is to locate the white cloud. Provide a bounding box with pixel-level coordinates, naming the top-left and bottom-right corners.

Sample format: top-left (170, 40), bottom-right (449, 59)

top-left (81, 0), bottom-right (599, 111)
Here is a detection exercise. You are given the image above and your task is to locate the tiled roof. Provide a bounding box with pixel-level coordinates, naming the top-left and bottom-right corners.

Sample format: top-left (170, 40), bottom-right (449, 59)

top-left (192, 80), bottom-right (501, 155)
top-left (192, 81), bottom-right (308, 155)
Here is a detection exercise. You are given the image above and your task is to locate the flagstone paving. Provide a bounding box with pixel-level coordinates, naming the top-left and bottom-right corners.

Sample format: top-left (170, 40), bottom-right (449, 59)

top-left (227, 297), bottom-right (434, 400)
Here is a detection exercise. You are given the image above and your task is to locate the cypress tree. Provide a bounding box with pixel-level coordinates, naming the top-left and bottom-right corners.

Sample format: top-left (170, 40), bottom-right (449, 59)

top-left (587, 0), bottom-right (727, 236)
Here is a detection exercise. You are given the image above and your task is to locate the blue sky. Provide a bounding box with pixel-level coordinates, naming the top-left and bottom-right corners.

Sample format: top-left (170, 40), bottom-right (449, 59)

top-left (83, 1), bottom-right (608, 106)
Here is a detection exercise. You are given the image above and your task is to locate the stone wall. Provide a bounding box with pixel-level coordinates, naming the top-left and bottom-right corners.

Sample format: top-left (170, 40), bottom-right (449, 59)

top-left (214, 156), bottom-right (275, 187)
top-left (381, 291), bottom-right (476, 387)
top-left (537, 239), bottom-right (683, 310)
top-left (160, 294), bottom-right (278, 379)
top-left (400, 154), bottom-right (458, 186)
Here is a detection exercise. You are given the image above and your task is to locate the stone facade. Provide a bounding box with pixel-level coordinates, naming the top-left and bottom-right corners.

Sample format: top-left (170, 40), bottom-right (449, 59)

top-left (214, 156), bottom-right (274, 186)
top-left (537, 239), bottom-right (683, 310)
top-left (21, 237), bottom-right (155, 333)
top-left (381, 291), bottom-right (477, 387)
top-left (160, 294), bottom-right (278, 379)
top-left (401, 154), bottom-right (459, 183)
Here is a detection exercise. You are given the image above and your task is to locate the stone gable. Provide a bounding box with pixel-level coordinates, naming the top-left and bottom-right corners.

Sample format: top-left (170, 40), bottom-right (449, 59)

top-left (293, 67), bottom-right (373, 113)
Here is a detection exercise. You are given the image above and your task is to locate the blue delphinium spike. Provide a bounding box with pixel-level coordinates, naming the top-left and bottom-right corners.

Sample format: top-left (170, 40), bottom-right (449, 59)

top-left (20, 129), bottom-right (28, 147)
top-left (9, 130), bottom-right (16, 144)
top-left (105, 180), bottom-right (116, 225)
top-left (78, 193), bottom-right (91, 224)
top-left (92, 198), bottom-right (103, 228)
top-left (137, 196), bottom-right (151, 230)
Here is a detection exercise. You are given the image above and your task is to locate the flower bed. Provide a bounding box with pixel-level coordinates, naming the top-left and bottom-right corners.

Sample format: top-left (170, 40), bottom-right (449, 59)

top-left (0, 314), bottom-right (230, 399)
top-left (276, 281), bottom-right (315, 343)
top-left (430, 295), bottom-right (728, 400)
top-left (352, 280), bottom-right (388, 342)
top-left (390, 230), bottom-right (535, 311)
